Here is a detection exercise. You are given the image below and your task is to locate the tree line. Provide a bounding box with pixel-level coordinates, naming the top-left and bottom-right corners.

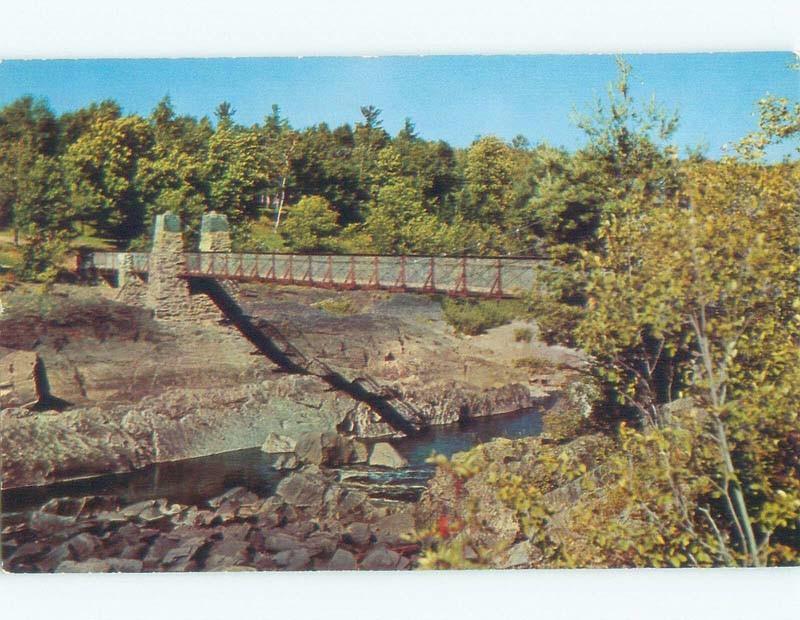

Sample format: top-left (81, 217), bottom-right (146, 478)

top-left (1, 57), bottom-right (725, 271)
top-left (0, 93), bottom-right (582, 264)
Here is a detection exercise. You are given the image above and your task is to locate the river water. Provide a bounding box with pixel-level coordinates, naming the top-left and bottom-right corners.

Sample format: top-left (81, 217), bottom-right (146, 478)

top-left (1, 407), bottom-right (543, 516)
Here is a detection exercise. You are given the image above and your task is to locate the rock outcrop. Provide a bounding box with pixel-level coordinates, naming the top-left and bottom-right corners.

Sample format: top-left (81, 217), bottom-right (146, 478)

top-left (1, 280), bottom-right (575, 489)
top-left (0, 349), bottom-right (41, 408)
top-left (261, 431), bottom-right (370, 472)
top-left (413, 429), bottom-right (614, 568)
top-left (292, 431), bottom-right (368, 467)
top-left (261, 433), bottom-right (298, 453)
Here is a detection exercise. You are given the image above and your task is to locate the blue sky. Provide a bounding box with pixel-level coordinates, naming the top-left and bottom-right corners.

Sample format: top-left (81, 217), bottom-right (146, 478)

top-left (0, 53), bottom-right (796, 159)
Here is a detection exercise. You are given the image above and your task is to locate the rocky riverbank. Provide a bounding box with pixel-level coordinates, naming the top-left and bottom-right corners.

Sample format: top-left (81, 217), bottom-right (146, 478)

top-left (411, 398), bottom-right (615, 569)
top-left (1, 282), bottom-right (580, 490)
top-left (1, 401), bottom-right (607, 573)
top-left (2, 465), bottom-right (418, 572)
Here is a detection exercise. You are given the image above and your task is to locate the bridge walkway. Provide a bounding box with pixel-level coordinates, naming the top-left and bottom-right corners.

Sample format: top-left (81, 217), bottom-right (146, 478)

top-left (89, 251), bottom-right (546, 299)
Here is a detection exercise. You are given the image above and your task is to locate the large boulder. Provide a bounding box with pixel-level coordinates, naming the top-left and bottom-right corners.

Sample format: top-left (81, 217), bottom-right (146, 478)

top-left (207, 487), bottom-right (258, 508)
top-left (373, 510), bottom-right (415, 545)
top-left (498, 540), bottom-right (539, 569)
top-left (273, 548), bottom-right (312, 570)
top-left (344, 522), bottom-right (372, 547)
top-left (0, 350), bottom-right (41, 408)
top-left (261, 432), bottom-right (297, 454)
top-left (327, 548), bottom-right (357, 570)
top-left (263, 531), bottom-right (303, 552)
top-left (268, 453), bottom-right (299, 470)
top-left (368, 442), bottom-right (408, 468)
top-left (360, 545), bottom-right (410, 570)
top-left (305, 531), bottom-right (338, 557)
top-left (345, 439), bottom-right (369, 464)
top-left (294, 431), bottom-right (368, 467)
top-left (66, 533), bottom-right (102, 561)
top-left (161, 536), bottom-right (207, 571)
top-left (294, 431), bottom-right (335, 465)
top-left (275, 466), bottom-right (329, 510)
top-left (204, 538), bottom-right (251, 571)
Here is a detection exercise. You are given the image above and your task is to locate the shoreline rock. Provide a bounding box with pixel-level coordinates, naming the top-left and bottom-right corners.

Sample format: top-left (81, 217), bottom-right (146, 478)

top-left (413, 428), bottom-right (614, 569)
top-left (368, 443), bottom-right (408, 469)
top-left (261, 433), bottom-right (297, 454)
top-left (2, 466), bottom-right (420, 573)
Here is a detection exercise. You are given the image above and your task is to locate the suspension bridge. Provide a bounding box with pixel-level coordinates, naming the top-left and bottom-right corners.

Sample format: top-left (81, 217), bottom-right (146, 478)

top-left (76, 211), bottom-right (547, 435)
top-left (87, 250), bottom-right (543, 299)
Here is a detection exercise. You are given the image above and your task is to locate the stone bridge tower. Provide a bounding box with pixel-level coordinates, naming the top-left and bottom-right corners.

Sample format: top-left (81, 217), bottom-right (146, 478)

top-left (126, 210), bottom-right (234, 322)
top-left (146, 212), bottom-right (195, 320)
top-left (199, 211), bottom-right (232, 253)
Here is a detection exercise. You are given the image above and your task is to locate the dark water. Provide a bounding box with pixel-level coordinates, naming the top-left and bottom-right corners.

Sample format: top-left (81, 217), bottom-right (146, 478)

top-left (395, 407), bottom-right (543, 463)
top-left (340, 407), bottom-right (544, 499)
top-left (1, 407), bottom-right (543, 516)
top-left (1, 449), bottom-right (285, 516)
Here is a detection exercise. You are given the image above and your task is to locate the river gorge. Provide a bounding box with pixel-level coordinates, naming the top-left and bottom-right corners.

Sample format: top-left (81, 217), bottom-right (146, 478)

top-left (1, 280), bottom-right (584, 571)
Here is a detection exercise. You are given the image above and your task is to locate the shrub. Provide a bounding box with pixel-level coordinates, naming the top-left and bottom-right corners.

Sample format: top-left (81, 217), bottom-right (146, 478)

top-left (541, 406), bottom-right (589, 443)
top-left (513, 327), bottom-right (533, 342)
top-left (511, 357), bottom-right (551, 374)
top-left (314, 296), bottom-right (357, 315)
top-left (281, 196), bottom-right (339, 252)
top-left (14, 231), bottom-right (69, 283)
top-left (441, 298), bottom-right (526, 336)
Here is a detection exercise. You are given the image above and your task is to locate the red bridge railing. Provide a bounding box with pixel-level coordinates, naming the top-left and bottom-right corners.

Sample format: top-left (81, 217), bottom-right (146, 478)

top-left (90, 251), bottom-right (547, 298)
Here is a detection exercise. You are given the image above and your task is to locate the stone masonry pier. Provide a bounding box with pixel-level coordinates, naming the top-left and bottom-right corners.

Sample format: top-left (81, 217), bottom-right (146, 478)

top-left (110, 211), bottom-right (233, 322)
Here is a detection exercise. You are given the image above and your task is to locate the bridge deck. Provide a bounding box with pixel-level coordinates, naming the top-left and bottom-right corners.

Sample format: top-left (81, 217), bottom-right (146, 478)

top-left (89, 252), bottom-right (546, 298)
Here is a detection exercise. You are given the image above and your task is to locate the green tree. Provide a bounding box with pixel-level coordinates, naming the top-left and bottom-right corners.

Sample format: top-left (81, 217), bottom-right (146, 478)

top-left (14, 155), bottom-right (75, 279)
top-left (735, 59), bottom-right (799, 159)
top-left (530, 57), bottom-right (683, 256)
top-left (363, 179), bottom-right (429, 254)
top-left (355, 144), bottom-right (487, 255)
top-left (63, 114), bottom-right (155, 241)
top-left (280, 195), bottom-right (339, 252)
top-left (0, 96), bottom-right (60, 155)
top-left (572, 159), bottom-right (799, 567)
top-left (0, 97), bottom-right (60, 233)
top-left (214, 101), bottom-right (237, 129)
top-left (353, 105), bottom-right (389, 197)
top-left (291, 123), bottom-right (362, 225)
top-left (561, 66), bottom-right (800, 566)
top-left (528, 57), bottom-right (687, 346)
top-left (392, 121), bottom-right (460, 218)
top-left (137, 97), bottom-right (212, 243)
top-left (58, 100), bottom-right (122, 149)
top-left (526, 148), bottom-right (605, 251)
top-left (205, 122), bottom-right (264, 232)
top-left (461, 135), bottom-right (515, 226)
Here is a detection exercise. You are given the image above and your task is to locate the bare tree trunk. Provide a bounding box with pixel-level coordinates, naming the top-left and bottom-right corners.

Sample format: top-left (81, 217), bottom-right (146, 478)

top-left (713, 415), bottom-right (761, 565)
top-left (273, 176), bottom-right (288, 231)
top-left (690, 310), bottom-right (760, 566)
